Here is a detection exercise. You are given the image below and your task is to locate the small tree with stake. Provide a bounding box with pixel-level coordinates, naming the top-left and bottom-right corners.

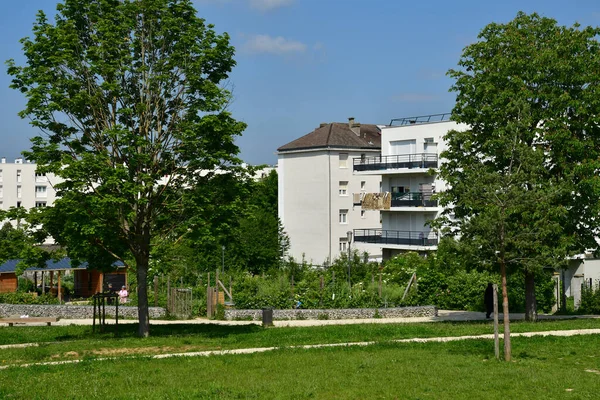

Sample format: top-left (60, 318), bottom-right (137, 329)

top-left (438, 12), bottom-right (600, 360)
top-left (7, 0), bottom-right (246, 337)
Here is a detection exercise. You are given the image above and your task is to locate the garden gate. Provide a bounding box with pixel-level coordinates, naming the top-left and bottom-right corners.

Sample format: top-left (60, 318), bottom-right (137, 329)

top-left (168, 288), bottom-right (193, 318)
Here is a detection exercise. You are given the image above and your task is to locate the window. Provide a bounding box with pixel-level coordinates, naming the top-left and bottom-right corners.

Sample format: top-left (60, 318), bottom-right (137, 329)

top-left (424, 137), bottom-right (437, 154)
top-left (35, 201), bottom-right (47, 207)
top-left (17, 186), bottom-right (22, 199)
top-left (339, 181), bottom-right (348, 196)
top-left (339, 209), bottom-right (348, 224)
top-left (339, 153), bottom-right (348, 168)
top-left (361, 210), bottom-right (366, 218)
top-left (339, 238), bottom-right (348, 252)
top-left (0, 185), bottom-right (3, 197)
top-left (360, 181), bottom-right (366, 191)
top-left (0, 169), bottom-right (3, 182)
top-left (16, 201), bottom-right (21, 208)
top-left (35, 186), bottom-right (47, 197)
top-left (35, 172), bottom-right (47, 183)
top-left (16, 170), bottom-right (21, 183)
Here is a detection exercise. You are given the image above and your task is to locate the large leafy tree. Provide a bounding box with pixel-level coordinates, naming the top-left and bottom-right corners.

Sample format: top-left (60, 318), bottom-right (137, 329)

top-left (438, 12), bottom-right (600, 360)
top-left (7, 0), bottom-right (246, 336)
top-left (229, 170), bottom-right (290, 273)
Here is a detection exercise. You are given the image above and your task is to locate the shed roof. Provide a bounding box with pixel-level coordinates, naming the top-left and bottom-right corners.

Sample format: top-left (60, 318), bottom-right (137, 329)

top-left (0, 257), bottom-right (125, 274)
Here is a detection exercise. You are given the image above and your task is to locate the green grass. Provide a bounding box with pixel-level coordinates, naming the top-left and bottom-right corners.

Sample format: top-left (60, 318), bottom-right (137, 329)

top-left (0, 318), bottom-right (599, 366)
top-left (1, 335), bottom-right (600, 399)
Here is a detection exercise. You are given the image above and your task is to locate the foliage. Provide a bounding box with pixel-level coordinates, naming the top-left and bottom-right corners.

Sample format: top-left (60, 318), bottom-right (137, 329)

top-left (0, 292), bottom-right (59, 305)
top-left (438, 12), bottom-right (600, 342)
top-left (579, 285), bottom-right (600, 314)
top-left (8, 0), bottom-right (246, 336)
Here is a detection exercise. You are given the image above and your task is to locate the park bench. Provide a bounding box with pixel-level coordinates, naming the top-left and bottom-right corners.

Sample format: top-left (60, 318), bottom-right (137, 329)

top-left (0, 317), bottom-right (60, 327)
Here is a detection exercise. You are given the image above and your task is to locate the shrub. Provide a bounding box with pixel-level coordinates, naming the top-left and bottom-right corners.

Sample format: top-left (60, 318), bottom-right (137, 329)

top-left (0, 292), bottom-right (60, 305)
top-left (579, 285), bottom-right (600, 314)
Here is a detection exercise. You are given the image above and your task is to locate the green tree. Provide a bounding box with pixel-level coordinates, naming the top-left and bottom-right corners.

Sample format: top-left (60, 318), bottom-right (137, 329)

top-left (7, 0), bottom-right (246, 337)
top-left (439, 12), bottom-right (600, 360)
top-left (229, 170), bottom-right (290, 273)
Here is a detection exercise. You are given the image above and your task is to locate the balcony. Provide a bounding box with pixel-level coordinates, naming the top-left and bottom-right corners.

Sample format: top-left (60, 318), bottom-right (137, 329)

top-left (353, 154), bottom-right (438, 172)
top-left (391, 192), bottom-right (437, 208)
top-left (353, 229), bottom-right (438, 247)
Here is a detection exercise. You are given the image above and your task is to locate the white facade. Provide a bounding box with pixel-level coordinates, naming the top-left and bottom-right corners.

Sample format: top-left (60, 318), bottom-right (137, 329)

top-left (352, 117), bottom-right (468, 260)
top-left (278, 148), bottom-right (382, 264)
top-left (0, 158), bottom-right (60, 211)
top-left (278, 120), bottom-right (383, 265)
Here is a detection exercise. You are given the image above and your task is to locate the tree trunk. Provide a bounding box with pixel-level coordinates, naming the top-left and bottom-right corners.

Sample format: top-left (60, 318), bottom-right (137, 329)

top-left (499, 257), bottom-right (511, 361)
top-left (136, 253), bottom-right (150, 338)
top-left (525, 270), bottom-right (537, 322)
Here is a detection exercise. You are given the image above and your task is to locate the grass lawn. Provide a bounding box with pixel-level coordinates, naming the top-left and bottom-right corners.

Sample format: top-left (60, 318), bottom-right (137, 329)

top-left (1, 334), bottom-right (600, 399)
top-left (0, 318), bottom-right (599, 366)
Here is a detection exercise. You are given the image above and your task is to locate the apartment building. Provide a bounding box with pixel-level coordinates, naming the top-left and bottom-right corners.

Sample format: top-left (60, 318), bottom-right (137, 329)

top-left (352, 114), bottom-right (467, 260)
top-left (0, 158), bottom-right (60, 211)
top-left (278, 118), bottom-right (383, 265)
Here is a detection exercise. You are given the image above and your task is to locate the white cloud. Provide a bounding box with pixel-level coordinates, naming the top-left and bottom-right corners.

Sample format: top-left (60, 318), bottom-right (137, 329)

top-left (243, 34), bottom-right (307, 55)
top-left (249, 0), bottom-right (294, 11)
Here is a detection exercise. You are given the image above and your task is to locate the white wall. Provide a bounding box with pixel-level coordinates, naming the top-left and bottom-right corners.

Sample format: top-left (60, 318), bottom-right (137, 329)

top-left (0, 160), bottom-right (60, 211)
top-left (374, 121), bottom-right (468, 256)
top-left (279, 148), bottom-right (381, 265)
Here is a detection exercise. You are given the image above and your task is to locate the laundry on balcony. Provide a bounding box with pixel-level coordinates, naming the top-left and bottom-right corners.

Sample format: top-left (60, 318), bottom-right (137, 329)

top-left (361, 192), bottom-right (391, 210)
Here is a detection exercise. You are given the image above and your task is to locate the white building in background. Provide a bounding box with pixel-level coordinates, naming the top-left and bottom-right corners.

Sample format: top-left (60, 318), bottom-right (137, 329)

top-left (352, 113), bottom-right (468, 260)
top-left (278, 118), bottom-right (383, 265)
top-left (0, 157), bottom-right (60, 211)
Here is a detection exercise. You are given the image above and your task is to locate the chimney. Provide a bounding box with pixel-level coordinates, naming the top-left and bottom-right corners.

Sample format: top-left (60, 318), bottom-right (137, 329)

top-left (15, 158), bottom-right (22, 164)
top-left (348, 117), bottom-right (360, 136)
top-left (1, 157), bottom-right (5, 164)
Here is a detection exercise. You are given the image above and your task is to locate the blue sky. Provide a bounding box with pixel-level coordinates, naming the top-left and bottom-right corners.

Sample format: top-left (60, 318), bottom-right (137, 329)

top-left (0, 0), bottom-right (598, 166)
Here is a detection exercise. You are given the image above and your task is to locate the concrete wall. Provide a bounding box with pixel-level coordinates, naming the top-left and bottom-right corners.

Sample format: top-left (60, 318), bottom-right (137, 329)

top-left (564, 258), bottom-right (600, 308)
top-left (0, 303), bottom-right (166, 319)
top-left (224, 305), bottom-right (437, 320)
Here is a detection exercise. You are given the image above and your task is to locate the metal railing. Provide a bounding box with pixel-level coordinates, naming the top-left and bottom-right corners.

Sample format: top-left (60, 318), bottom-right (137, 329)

top-left (389, 113), bottom-right (451, 126)
top-left (353, 153), bottom-right (438, 172)
top-left (391, 192), bottom-right (438, 207)
top-left (353, 229), bottom-right (438, 247)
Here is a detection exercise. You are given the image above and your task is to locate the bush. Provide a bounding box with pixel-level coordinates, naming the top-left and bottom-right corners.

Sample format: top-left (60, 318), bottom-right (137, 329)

top-left (0, 292), bottom-right (60, 305)
top-left (579, 285), bottom-right (600, 314)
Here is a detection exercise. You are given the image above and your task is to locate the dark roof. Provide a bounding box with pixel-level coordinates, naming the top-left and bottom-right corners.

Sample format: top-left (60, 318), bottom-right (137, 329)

top-left (0, 257), bottom-right (125, 274)
top-left (0, 259), bottom-right (19, 274)
top-left (278, 122), bottom-right (381, 152)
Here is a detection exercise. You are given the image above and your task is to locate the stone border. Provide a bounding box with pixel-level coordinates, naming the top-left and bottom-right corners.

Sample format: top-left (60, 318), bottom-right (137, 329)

top-left (224, 306), bottom-right (437, 321)
top-left (0, 304), bottom-right (166, 319)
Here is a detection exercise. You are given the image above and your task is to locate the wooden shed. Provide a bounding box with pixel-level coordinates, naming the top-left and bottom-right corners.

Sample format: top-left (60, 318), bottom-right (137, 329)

top-left (0, 258), bottom-right (126, 299)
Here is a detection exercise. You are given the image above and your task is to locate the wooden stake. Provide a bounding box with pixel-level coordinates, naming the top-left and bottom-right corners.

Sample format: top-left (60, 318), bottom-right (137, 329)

top-left (154, 276), bottom-right (158, 307)
top-left (493, 284), bottom-right (499, 360)
top-left (57, 271), bottom-right (62, 304)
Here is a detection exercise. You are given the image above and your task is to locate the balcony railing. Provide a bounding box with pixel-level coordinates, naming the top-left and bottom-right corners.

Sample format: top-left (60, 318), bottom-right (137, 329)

top-left (389, 113), bottom-right (451, 126)
top-left (353, 229), bottom-right (438, 247)
top-left (391, 192), bottom-right (437, 208)
top-left (353, 154), bottom-right (438, 172)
